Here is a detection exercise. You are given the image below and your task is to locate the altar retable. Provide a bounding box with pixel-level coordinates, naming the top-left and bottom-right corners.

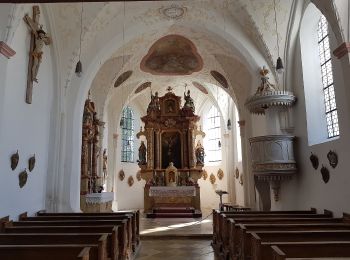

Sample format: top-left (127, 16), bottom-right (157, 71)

top-left (136, 88), bottom-right (206, 217)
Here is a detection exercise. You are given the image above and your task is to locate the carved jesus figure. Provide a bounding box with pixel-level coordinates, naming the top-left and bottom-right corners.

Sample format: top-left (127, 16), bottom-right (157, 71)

top-left (24, 12), bottom-right (51, 83)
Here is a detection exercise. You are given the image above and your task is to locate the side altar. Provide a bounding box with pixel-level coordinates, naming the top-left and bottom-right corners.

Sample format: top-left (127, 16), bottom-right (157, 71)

top-left (136, 88), bottom-right (205, 215)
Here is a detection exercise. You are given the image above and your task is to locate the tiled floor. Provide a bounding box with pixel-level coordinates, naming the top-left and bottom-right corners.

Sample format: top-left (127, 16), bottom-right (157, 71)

top-left (136, 238), bottom-right (218, 260)
top-left (136, 209), bottom-right (217, 259)
top-left (140, 209), bottom-right (213, 237)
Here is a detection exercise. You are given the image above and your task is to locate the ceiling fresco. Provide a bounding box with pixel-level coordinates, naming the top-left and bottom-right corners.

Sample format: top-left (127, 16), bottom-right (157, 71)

top-left (140, 34), bottom-right (203, 76)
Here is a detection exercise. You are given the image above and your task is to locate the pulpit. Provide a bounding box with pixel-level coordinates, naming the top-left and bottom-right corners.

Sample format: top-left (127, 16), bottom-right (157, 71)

top-left (137, 88), bottom-right (205, 215)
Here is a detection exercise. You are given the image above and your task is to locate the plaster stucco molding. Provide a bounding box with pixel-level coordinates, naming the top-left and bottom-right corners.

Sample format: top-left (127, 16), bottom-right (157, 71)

top-left (245, 90), bottom-right (296, 115)
top-left (249, 134), bottom-right (297, 175)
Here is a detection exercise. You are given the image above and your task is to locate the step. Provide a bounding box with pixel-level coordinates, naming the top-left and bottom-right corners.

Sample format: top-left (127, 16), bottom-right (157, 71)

top-left (153, 208), bottom-right (195, 214)
top-left (146, 211), bottom-right (202, 218)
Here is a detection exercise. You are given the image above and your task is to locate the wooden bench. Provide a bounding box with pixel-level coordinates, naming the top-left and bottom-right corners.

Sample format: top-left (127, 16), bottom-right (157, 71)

top-left (0, 244), bottom-right (94, 260)
top-left (22, 212), bottom-right (137, 252)
top-left (238, 223), bottom-right (350, 260)
top-left (215, 213), bottom-right (336, 259)
top-left (270, 241), bottom-right (350, 260)
top-left (10, 219), bottom-right (130, 253)
top-left (2, 225), bottom-right (121, 260)
top-left (0, 233), bottom-right (108, 260)
top-left (36, 210), bottom-right (140, 249)
top-left (251, 230), bottom-right (350, 260)
top-left (227, 217), bottom-right (345, 260)
top-left (212, 209), bottom-right (317, 250)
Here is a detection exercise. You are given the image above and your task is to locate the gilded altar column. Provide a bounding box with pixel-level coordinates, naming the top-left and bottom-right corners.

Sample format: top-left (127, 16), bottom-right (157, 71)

top-left (81, 128), bottom-right (89, 195)
top-left (182, 130), bottom-right (188, 168)
top-left (188, 128), bottom-right (195, 168)
top-left (146, 128), bottom-right (154, 169)
top-left (91, 131), bottom-right (99, 191)
top-left (155, 129), bottom-right (161, 169)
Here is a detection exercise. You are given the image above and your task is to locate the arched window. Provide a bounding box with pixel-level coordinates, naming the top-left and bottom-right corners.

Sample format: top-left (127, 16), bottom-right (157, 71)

top-left (121, 106), bottom-right (134, 162)
top-left (205, 105), bottom-right (222, 162)
top-left (300, 5), bottom-right (340, 145)
top-left (317, 15), bottom-right (339, 138)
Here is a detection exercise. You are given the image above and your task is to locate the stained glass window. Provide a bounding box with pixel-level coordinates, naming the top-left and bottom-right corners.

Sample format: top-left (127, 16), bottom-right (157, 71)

top-left (318, 15), bottom-right (339, 138)
top-left (121, 107), bottom-right (134, 162)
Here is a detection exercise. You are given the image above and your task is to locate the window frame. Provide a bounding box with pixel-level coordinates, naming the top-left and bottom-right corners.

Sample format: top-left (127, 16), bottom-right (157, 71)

top-left (317, 15), bottom-right (340, 138)
top-left (121, 106), bottom-right (135, 163)
top-left (205, 105), bottom-right (222, 163)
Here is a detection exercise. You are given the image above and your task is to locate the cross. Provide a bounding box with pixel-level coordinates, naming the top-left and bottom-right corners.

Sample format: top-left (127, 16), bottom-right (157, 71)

top-left (166, 86), bottom-right (173, 92)
top-left (23, 6), bottom-right (51, 104)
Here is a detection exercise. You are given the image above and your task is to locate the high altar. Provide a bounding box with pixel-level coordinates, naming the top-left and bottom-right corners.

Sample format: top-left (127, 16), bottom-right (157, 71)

top-left (136, 88), bottom-right (205, 215)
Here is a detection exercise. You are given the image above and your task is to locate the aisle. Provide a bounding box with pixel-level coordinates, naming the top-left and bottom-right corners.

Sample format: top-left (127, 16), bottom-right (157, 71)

top-left (136, 238), bottom-right (217, 260)
top-left (135, 209), bottom-right (217, 259)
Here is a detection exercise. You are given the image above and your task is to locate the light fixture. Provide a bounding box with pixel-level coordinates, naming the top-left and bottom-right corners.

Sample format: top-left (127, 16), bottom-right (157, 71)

top-left (273, 0), bottom-right (284, 74)
top-left (75, 2), bottom-right (83, 77)
top-left (227, 119), bottom-right (232, 130)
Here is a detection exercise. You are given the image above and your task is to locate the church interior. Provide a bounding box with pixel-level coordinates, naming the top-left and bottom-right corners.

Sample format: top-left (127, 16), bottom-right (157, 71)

top-left (1, 0), bottom-right (350, 259)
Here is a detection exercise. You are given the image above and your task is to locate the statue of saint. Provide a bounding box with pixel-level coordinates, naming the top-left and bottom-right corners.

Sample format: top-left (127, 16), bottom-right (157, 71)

top-left (256, 66), bottom-right (275, 94)
top-left (138, 141), bottom-right (147, 165)
top-left (102, 149), bottom-right (108, 179)
top-left (184, 90), bottom-right (195, 112)
top-left (147, 91), bottom-right (160, 113)
top-left (195, 140), bottom-right (205, 166)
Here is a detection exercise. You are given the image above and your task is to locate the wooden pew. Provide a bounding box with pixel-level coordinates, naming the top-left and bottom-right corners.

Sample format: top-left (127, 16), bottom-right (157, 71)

top-left (224, 217), bottom-right (344, 260)
top-left (212, 208), bottom-right (317, 251)
top-left (251, 230), bottom-right (350, 260)
top-left (2, 225), bottom-right (121, 260)
top-left (0, 245), bottom-right (93, 260)
top-left (22, 212), bottom-right (137, 252)
top-left (270, 241), bottom-right (350, 260)
top-left (217, 213), bottom-right (335, 259)
top-left (36, 210), bottom-right (140, 249)
top-left (0, 233), bottom-right (108, 260)
top-left (9, 218), bottom-right (131, 257)
top-left (238, 223), bottom-right (350, 260)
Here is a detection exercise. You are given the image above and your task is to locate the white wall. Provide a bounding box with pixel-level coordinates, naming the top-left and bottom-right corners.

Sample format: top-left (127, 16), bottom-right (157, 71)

top-left (0, 4), bottom-right (56, 219)
top-left (272, 3), bottom-right (350, 216)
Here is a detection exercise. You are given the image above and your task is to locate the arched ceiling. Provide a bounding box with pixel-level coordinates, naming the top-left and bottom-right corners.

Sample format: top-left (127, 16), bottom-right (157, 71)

top-left (18, 0), bottom-right (311, 116)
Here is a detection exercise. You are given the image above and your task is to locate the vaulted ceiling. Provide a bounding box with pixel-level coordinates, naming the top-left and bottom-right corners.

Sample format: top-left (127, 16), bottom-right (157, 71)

top-left (7, 0), bottom-right (326, 116)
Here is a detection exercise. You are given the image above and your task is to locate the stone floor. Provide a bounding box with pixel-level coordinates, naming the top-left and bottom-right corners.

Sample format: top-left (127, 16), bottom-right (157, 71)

top-left (136, 209), bottom-right (217, 259)
top-left (140, 208), bottom-right (213, 237)
top-left (136, 238), bottom-right (218, 260)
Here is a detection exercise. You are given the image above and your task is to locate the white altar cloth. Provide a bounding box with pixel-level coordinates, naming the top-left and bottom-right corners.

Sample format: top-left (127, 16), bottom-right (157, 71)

top-left (85, 192), bottom-right (114, 204)
top-left (149, 186), bottom-right (196, 197)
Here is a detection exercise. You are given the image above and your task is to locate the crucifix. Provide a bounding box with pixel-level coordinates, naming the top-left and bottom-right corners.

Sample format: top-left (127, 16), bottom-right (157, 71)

top-left (23, 6), bottom-right (51, 104)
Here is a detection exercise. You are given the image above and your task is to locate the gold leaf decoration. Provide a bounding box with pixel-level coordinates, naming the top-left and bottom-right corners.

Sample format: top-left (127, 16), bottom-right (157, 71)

top-left (119, 170), bottom-right (125, 181)
top-left (10, 150), bottom-right (19, 171)
top-left (128, 176), bottom-right (134, 187)
top-left (19, 169), bottom-right (28, 188)
top-left (209, 173), bottom-right (216, 184)
top-left (202, 170), bottom-right (208, 180)
top-left (217, 169), bottom-right (224, 180)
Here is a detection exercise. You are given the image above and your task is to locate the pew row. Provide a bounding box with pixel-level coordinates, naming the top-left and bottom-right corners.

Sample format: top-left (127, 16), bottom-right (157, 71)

top-left (0, 244), bottom-right (94, 260)
top-left (1, 224), bottom-right (121, 260)
top-left (238, 223), bottom-right (350, 260)
top-left (251, 230), bottom-right (350, 260)
top-left (0, 233), bottom-right (108, 260)
top-left (270, 241), bottom-right (350, 260)
top-left (35, 210), bottom-right (140, 250)
top-left (21, 212), bottom-right (136, 253)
